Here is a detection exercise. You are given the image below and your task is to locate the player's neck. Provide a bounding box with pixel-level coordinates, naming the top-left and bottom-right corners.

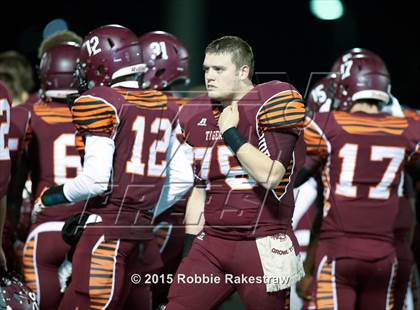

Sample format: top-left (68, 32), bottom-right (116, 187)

top-left (350, 103), bottom-right (380, 114)
top-left (221, 81), bottom-right (254, 107)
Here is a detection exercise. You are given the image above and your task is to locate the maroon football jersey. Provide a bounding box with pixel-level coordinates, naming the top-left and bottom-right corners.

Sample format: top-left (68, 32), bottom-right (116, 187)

top-left (24, 93), bottom-right (41, 107)
top-left (71, 87), bottom-right (179, 239)
top-left (304, 111), bottom-right (420, 259)
top-left (0, 81), bottom-right (12, 197)
top-left (159, 95), bottom-right (192, 215)
top-left (2, 102), bottom-right (31, 270)
top-left (14, 92), bottom-right (40, 161)
top-left (27, 99), bottom-right (84, 222)
top-left (394, 196), bottom-right (414, 261)
top-left (179, 81), bottom-right (306, 240)
top-left (393, 172), bottom-right (415, 260)
top-left (8, 106), bottom-right (30, 172)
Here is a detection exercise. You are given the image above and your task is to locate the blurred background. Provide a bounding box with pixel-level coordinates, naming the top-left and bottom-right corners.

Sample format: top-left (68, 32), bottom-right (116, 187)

top-left (1, 0), bottom-right (419, 108)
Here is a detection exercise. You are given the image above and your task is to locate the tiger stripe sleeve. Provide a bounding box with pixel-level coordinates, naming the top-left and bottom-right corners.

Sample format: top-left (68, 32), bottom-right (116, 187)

top-left (257, 89), bottom-right (306, 130)
top-left (303, 116), bottom-right (330, 158)
top-left (71, 95), bottom-right (119, 138)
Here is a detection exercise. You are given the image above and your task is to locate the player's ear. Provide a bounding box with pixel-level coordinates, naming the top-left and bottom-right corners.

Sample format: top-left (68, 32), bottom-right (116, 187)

top-left (238, 65), bottom-right (250, 81)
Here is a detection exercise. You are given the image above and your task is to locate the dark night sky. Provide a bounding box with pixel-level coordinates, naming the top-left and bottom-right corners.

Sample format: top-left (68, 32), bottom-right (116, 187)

top-left (2, 0), bottom-right (419, 108)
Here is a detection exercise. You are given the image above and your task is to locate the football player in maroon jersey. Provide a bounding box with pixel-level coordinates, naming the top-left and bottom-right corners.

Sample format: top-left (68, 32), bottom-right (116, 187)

top-left (17, 42), bottom-right (84, 309)
top-left (303, 50), bottom-right (420, 309)
top-left (0, 81), bottom-right (12, 271)
top-left (1, 31), bottom-right (83, 279)
top-left (165, 35), bottom-right (306, 310)
top-left (139, 30), bottom-right (194, 308)
top-left (0, 50), bottom-right (34, 274)
top-left (2, 91), bottom-right (30, 274)
top-left (33, 24), bottom-right (192, 310)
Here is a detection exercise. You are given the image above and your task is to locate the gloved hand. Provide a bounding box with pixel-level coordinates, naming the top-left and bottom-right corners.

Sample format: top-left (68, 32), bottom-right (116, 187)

top-left (58, 258), bottom-right (73, 293)
top-left (31, 188), bottom-right (48, 224)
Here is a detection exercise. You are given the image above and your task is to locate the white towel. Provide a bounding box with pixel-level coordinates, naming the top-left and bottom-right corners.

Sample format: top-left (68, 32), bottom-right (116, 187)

top-left (256, 233), bottom-right (305, 292)
top-left (58, 259), bottom-right (72, 293)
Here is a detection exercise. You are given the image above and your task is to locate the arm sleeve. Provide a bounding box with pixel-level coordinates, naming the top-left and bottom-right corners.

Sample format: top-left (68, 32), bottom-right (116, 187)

top-left (292, 177), bottom-right (318, 230)
top-left (153, 125), bottom-right (194, 217)
top-left (254, 89), bottom-right (306, 198)
top-left (63, 135), bottom-right (114, 202)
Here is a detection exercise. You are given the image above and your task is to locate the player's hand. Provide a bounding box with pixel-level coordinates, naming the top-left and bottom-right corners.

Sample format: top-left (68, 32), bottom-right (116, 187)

top-left (31, 197), bottom-right (48, 224)
top-left (31, 198), bottom-right (47, 224)
top-left (0, 247), bottom-right (7, 271)
top-left (296, 274), bottom-right (313, 301)
top-left (31, 188), bottom-right (48, 224)
top-left (218, 102), bottom-right (240, 134)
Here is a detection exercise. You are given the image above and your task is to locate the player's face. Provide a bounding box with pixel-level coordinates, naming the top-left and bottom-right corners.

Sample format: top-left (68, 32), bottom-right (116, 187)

top-left (203, 53), bottom-right (240, 101)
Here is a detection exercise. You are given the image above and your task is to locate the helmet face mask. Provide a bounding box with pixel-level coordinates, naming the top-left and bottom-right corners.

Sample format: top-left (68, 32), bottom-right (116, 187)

top-left (39, 43), bottom-right (80, 99)
top-left (77, 24), bottom-right (145, 89)
top-left (138, 31), bottom-right (189, 90)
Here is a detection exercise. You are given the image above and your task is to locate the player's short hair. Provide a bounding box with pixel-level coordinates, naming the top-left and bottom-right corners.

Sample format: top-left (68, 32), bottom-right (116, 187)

top-left (205, 36), bottom-right (254, 79)
top-left (0, 50), bottom-right (34, 94)
top-left (38, 30), bottom-right (83, 58)
top-left (354, 99), bottom-right (383, 108)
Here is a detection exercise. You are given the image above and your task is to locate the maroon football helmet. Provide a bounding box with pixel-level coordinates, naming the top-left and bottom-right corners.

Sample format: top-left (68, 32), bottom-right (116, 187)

top-left (39, 43), bottom-right (80, 98)
top-left (138, 31), bottom-right (189, 90)
top-left (306, 76), bottom-right (335, 113)
top-left (332, 49), bottom-right (390, 111)
top-left (330, 48), bottom-right (381, 76)
top-left (0, 269), bottom-right (38, 309)
top-left (76, 24), bottom-right (145, 89)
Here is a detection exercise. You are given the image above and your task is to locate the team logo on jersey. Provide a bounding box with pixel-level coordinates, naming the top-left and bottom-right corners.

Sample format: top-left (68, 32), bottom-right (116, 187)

top-left (197, 118), bottom-right (207, 127)
top-left (205, 130), bottom-right (223, 141)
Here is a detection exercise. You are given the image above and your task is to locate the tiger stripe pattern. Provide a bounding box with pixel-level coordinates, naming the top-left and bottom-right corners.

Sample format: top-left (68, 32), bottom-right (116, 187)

top-left (316, 257), bottom-right (337, 310)
top-left (23, 236), bottom-right (38, 294)
top-left (89, 239), bottom-right (119, 309)
top-left (33, 102), bottom-right (72, 124)
top-left (334, 111), bottom-right (408, 136)
top-left (71, 95), bottom-right (118, 137)
top-left (257, 89), bottom-right (305, 130)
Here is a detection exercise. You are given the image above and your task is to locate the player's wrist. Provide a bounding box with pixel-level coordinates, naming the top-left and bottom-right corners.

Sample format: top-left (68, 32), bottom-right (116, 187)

top-left (41, 185), bottom-right (70, 206)
top-left (222, 127), bottom-right (247, 154)
top-left (219, 124), bottom-right (234, 135)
